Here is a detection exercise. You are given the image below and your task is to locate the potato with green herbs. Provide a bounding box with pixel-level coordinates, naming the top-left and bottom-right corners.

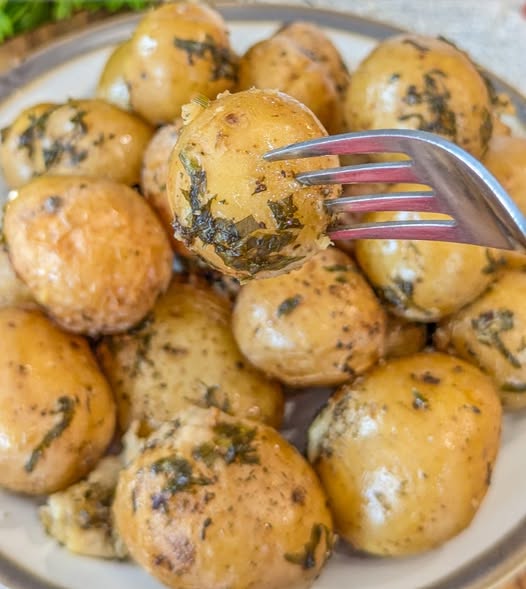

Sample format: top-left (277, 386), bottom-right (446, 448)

top-left (308, 352), bottom-right (502, 556)
top-left (0, 99), bottom-right (153, 188)
top-left (435, 271), bottom-right (526, 410)
top-left (97, 280), bottom-right (283, 435)
top-left (113, 407), bottom-right (334, 589)
top-left (4, 175), bottom-right (173, 335)
top-left (96, 42), bottom-right (133, 111)
top-left (0, 307), bottom-right (116, 495)
top-left (354, 187), bottom-right (495, 321)
top-left (167, 89), bottom-right (340, 280)
top-left (384, 314), bottom-right (427, 358)
top-left (232, 248), bottom-right (386, 387)
top-left (344, 34), bottom-right (493, 158)
top-left (97, 3), bottom-right (238, 126)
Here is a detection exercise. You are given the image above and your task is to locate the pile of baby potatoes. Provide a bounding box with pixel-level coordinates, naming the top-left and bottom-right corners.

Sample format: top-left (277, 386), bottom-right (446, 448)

top-left (0, 3), bottom-right (525, 589)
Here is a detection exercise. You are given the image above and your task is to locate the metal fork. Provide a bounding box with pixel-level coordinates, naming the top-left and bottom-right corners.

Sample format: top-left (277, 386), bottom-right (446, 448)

top-left (264, 129), bottom-right (526, 251)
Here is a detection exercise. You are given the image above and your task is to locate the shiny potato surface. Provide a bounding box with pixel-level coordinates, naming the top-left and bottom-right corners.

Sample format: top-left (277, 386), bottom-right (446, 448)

top-left (114, 407), bottom-right (333, 589)
top-left (354, 191), bottom-right (495, 321)
top-left (0, 307), bottom-right (116, 495)
top-left (435, 270), bottom-right (526, 410)
top-left (141, 122), bottom-right (182, 236)
top-left (0, 99), bottom-right (154, 188)
top-left (237, 36), bottom-right (342, 134)
top-left (384, 314), bottom-right (427, 358)
top-left (344, 34), bottom-right (493, 158)
top-left (97, 280), bottom-right (283, 435)
top-left (0, 244), bottom-right (35, 308)
top-left (96, 42), bottom-right (133, 111)
top-left (308, 352), bottom-right (502, 556)
top-left (4, 175), bottom-right (173, 335)
top-left (232, 248), bottom-right (386, 387)
top-left (97, 3), bottom-right (238, 125)
top-left (167, 89), bottom-right (340, 280)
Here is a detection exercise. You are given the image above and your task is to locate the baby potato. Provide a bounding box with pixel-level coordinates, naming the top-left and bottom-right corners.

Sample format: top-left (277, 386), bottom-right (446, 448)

top-left (0, 99), bottom-right (153, 188)
top-left (0, 244), bottom-right (35, 308)
top-left (97, 280), bottom-right (283, 435)
top-left (344, 34), bottom-right (493, 158)
top-left (96, 42), bottom-right (133, 111)
top-left (232, 248), bottom-right (386, 387)
top-left (435, 271), bottom-right (526, 410)
top-left (114, 407), bottom-right (334, 589)
top-left (384, 314), bottom-right (427, 358)
top-left (141, 121), bottom-right (182, 236)
top-left (97, 3), bottom-right (238, 125)
top-left (167, 89), bottom-right (340, 280)
top-left (354, 189), bottom-right (495, 321)
top-left (4, 175), bottom-right (173, 335)
top-left (483, 135), bottom-right (526, 270)
top-left (237, 36), bottom-right (342, 134)
top-left (0, 307), bottom-right (116, 495)
top-left (308, 352), bottom-right (502, 556)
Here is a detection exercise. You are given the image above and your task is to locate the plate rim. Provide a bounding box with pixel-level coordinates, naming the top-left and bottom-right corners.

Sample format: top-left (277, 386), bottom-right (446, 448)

top-left (0, 4), bottom-right (525, 589)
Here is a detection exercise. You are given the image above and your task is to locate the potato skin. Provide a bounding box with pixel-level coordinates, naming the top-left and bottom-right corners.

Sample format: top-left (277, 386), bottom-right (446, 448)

top-left (167, 89), bottom-right (340, 280)
top-left (232, 248), bottom-right (386, 387)
top-left (308, 352), bottom-right (502, 556)
top-left (0, 307), bottom-right (116, 495)
top-left (384, 314), bottom-right (427, 358)
top-left (435, 271), bottom-right (526, 410)
top-left (0, 244), bottom-right (35, 308)
top-left (96, 42), bottom-right (133, 111)
top-left (114, 407), bottom-right (333, 589)
top-left (4, 175), bottom-right (173, 335)
top-left (98, 3), bottom-right (238, 125)
top-left (0, 99), bottom-right (153, 188)
top-left (344, 34), bottom-right (493, 158)
top-left (97, 280), bottom-right (283, 435)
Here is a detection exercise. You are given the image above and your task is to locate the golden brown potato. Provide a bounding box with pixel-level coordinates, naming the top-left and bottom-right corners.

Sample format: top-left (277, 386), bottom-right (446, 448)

top-left (97, 280), bottom-right (283, 435)
top-left (96, 42), bottom-right (133, 111)
top-left (0, 244), bottom-right (35, 308)
top-left (435, 270), bottom-right (526, 410)
top-left (384, 314), bottom-right (427, 358)
top-left (0, 307), bottom-right (116, 495)
top-left (0, 99), bottom-right (154, 188)
top-left (141, 121), bottom-right (182, 236)
top-left (237, 36), bottom-right (343, 134)
top-left (232, 248), bottom-right (386, 387)
top-left (39, 456), bottom-right (127, 559)
top-left (114, 407), bottom-right (334, 589)
top-left (167, 89), bottom-right (340, 280)
top-left (97, 3), bottom-right (238, 125)
top-left (354, 187), bottom-right (495, 321)
top-left (4, 175), bottom-right (173, 335)
top-left (308, 352), bottom-right (502, 556)
top-left (344, 34), bottom-right (493, 158)
top-left (483, 135), bottom-right (526, 270)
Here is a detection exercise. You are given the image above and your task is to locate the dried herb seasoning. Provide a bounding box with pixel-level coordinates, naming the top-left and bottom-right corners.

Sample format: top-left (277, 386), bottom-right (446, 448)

top-left (18, 109), bottom-right (55, 156)
top-left (174, 34), bottom-right (237, 82)
top-left (412, 389), bottom-right (430, 410)
top-left (471, 309), bottom-right (521, 368)
top-left (193, 421), bottom-right (260, 467)
top-left (268, 195), bottom-right (303, 230)
top-left (284, 523), bottom-right (331, 570)
top-left (277, 295), bottom-right (302, 317)
top-left (150, 455), bottom-right (213, 497)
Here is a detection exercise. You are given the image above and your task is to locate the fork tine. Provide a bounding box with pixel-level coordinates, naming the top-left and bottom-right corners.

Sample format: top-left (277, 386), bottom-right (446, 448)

top-left (328, 219), bottom-right (460, 242)
top-left (326, 191), bottom-right (437, 214)
top-left (296, 161), bottom-right (419, 185)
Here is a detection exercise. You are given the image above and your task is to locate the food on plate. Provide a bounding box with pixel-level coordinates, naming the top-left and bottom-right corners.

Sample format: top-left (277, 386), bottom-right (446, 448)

top-left (40, 456), bottom-right (127, 559)
top-left (0, 99), bottom-right (153, 188)
top-left (384, 314), bottom-right (428, 358)
top-left (354, 186), bottom-right (496, 321)
top-left (0, 244), bottom-right (35, 308)
top-left (344, 34), bottom-right (493, 158)
top-left (96, 3), bottom-right (238, 125)
top-left (167, 88), bottom-right (340, 280)
top-left (232, 248), bottom-right (386, 386)
top-left (435, 270), bottom-right (526, 410)
top-left (113, 407), bottom-right (334, 589)
top-left (97, 280), bottom-right (283, 435)
top-left (0, 307), bottom-right (116, 495)
top-left (4, 175), bottom-right (173, 335)
top-left (141, 121), bottom-right (182, 237)
top-left (237, 22), bottom-right (349, 133)
top-left (483, 135), bottom-right (526, 270)
top-left (307, 352), bottom-right (502, 556)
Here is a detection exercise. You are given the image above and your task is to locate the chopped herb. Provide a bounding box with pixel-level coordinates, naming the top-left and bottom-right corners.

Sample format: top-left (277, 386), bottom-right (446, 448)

top-left (235, 215), bottom-right (261, 238)
top-left (252, 178), bottom-right (267, 195)
top-left (25, 396), bottom-right (77, 472)
top-left (43, 195), bottom-right (63, 213)
top-left (18, 109), bottom-right (55, 156)
top-left (193, 421), bottom-right (260, 467)
top-left (324, 264), bottom-right (351, 272)
top-left (471, 309), bottom-right (521, 368)
top-left (284, 524), bottom-right (332, 570)
top-left (412, 389), bottom-right (430, 410)
top-left (174, 35), bottom-right (237, 82)
top-left (277, 295), bottom-right (302, 317)
top-left (389, 73), bottom-right (401, 83)
top-left (268, 195), bottom-right (303, 230)
top-left (69, 108), bottom-right (88, 134)
top-left (403, 38), bottom-right (429, 52)
top-left (192, 95), bottom-right (211, 108)
top-left (479, 107), bottom-right (493, 151)
top-left (412, 371), bottom-right (441, 385)
top-left (200, 517), bottom-right (213, 540)
top-left (482, 249), bottom-right (506, 274)
top-left (150, 455), bottom-right (213, 496)
top-left (195, 385), bottom-right (231, 414)
top-left (501, 382), bottom-right (526, 393)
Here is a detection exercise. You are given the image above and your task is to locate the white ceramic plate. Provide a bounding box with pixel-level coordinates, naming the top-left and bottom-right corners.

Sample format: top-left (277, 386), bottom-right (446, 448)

top-left (1, 5), bottom-right (526, 589)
